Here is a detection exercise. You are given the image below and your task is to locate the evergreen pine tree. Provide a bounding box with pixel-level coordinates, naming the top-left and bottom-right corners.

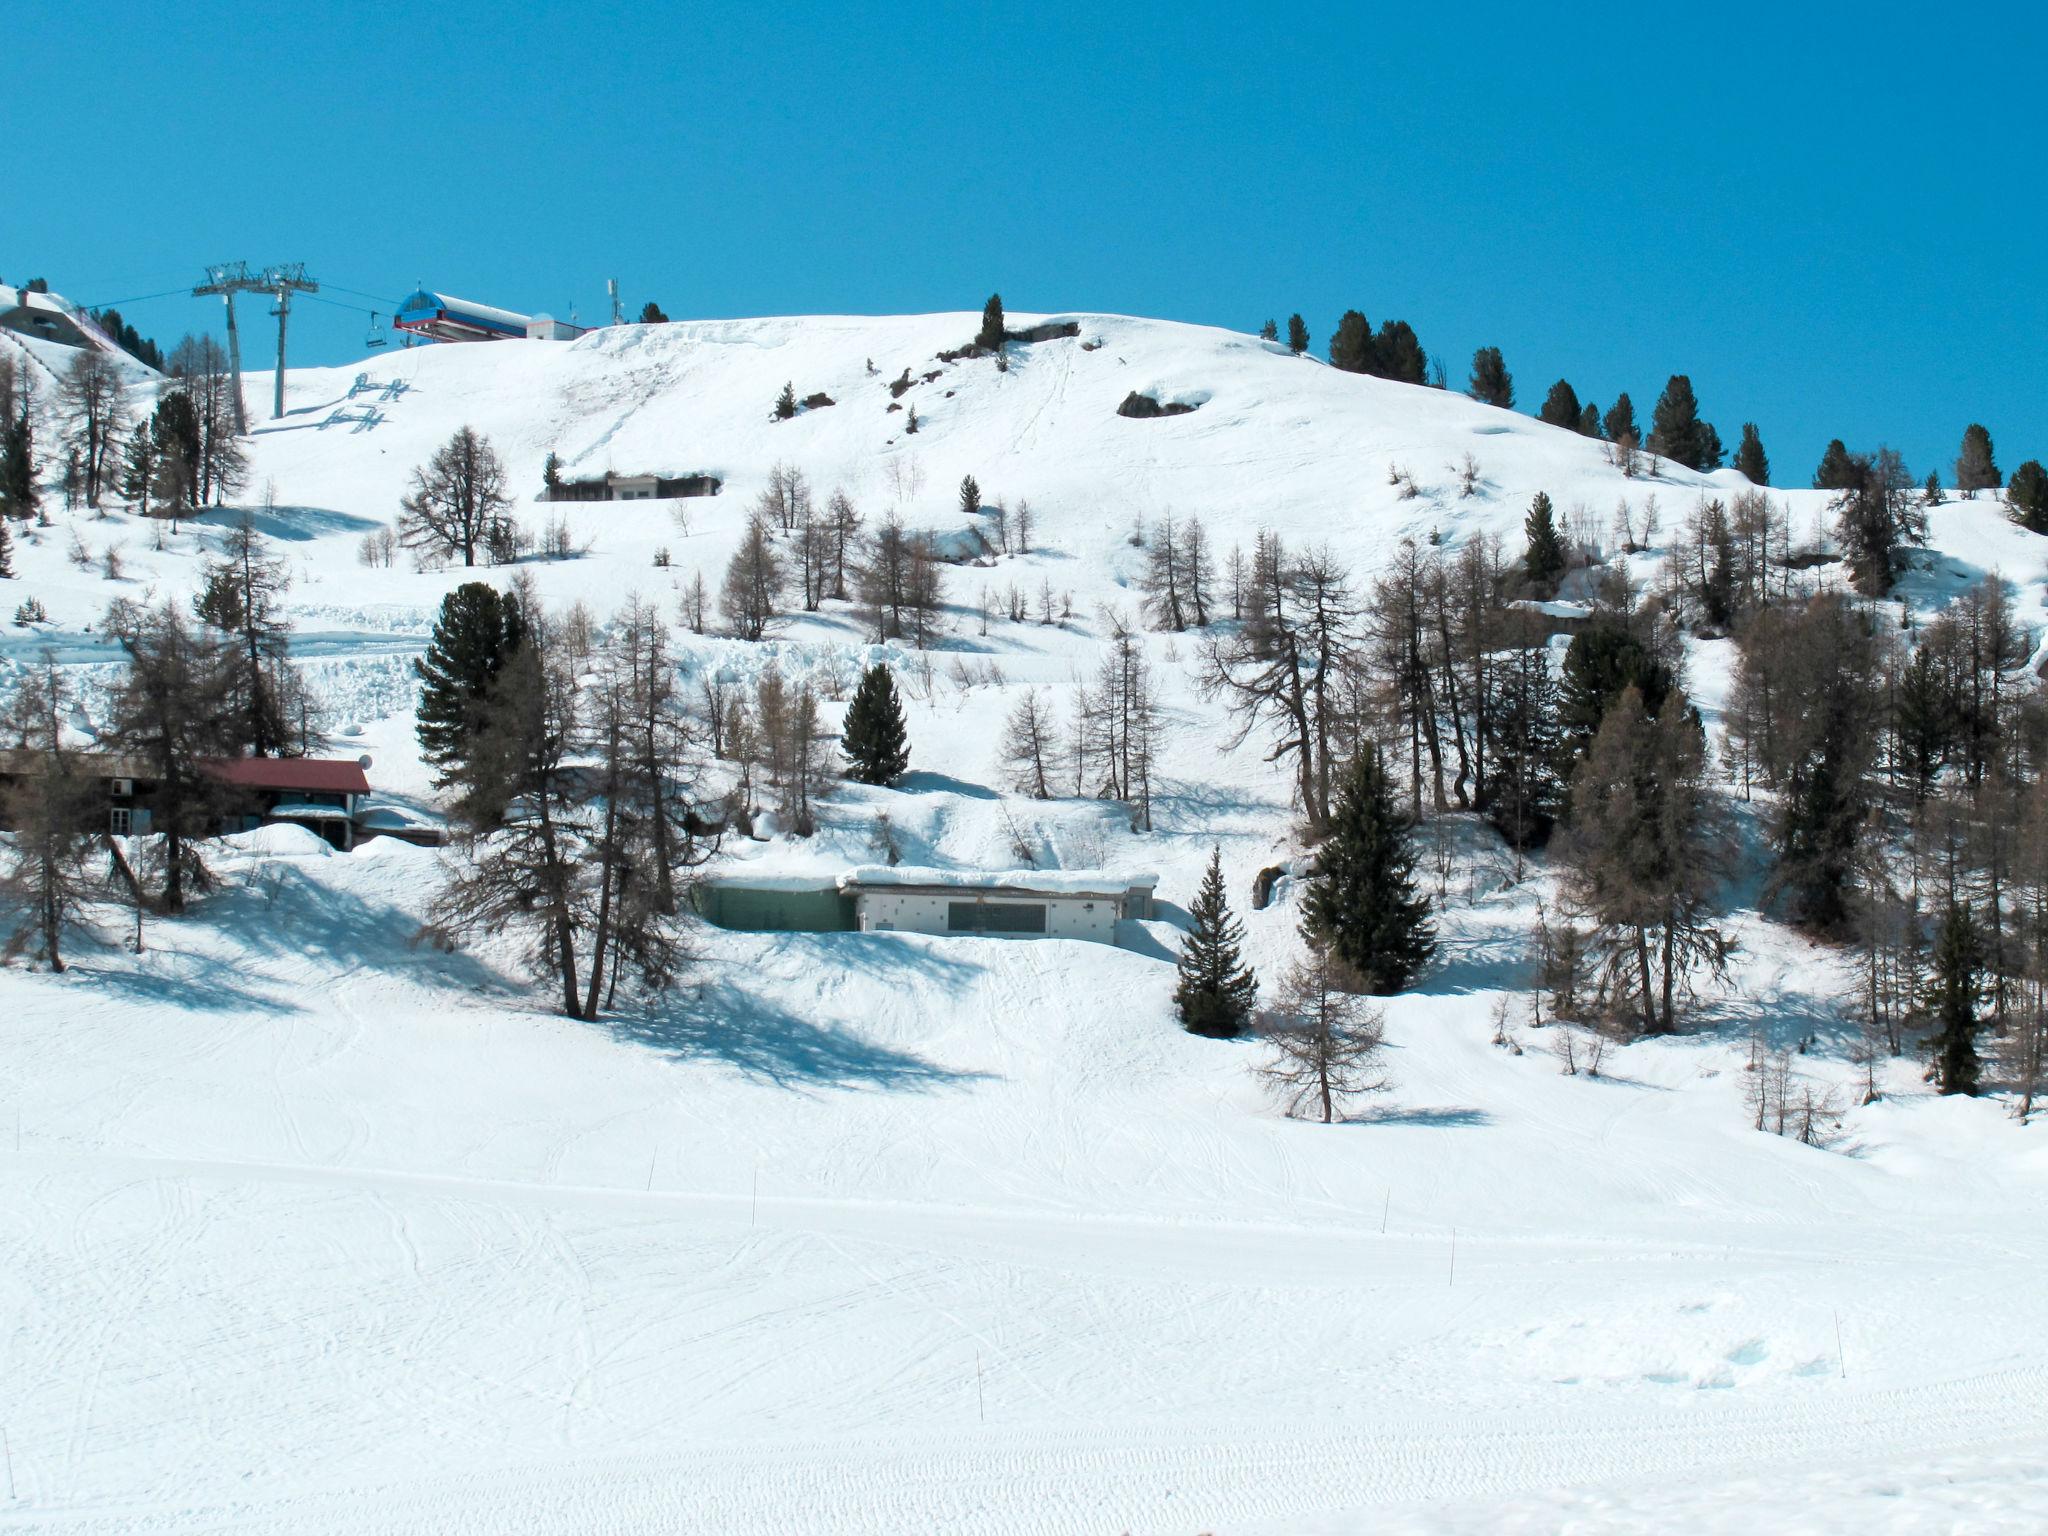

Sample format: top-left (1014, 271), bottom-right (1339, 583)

top-left (1299, 744), bottom-right (1436, 993)
top-left (0, 406), bottom-right (36, 521)
top-left (1894, 645), bottom-right (1950, 800)
top-left (2007, 460), bottom-right (2048, 533)
top-left (840, 663), bottom-right (910, 785)
top-left (1285, 314), bottom-right (1309, 355)
top-left (1258, 318), bottom-right (1279, 342)
top-left (1538, 379), bottom-right (1582, 430)
top-left (415, 583), bottom-right (528, 805)
top-left (773, 381), bottom-right (797, 421)
top-left (542, 450), bottom-right (563, 498)
top-left (1955, 423), bottom-right (2001, 496)
top-left (1329, 310), bottom-right (1374, 374)
top-left (977, 294), bottom-right (1005, 351)
top-left (1927, 901), bottom-right (1984, 1095)
top-left (1733, 422), bottom-right (1769, 484)
top-left (1813, 438), bottom-right (1858, 491)
top-left (1485, 642), bottom-right (1563, 848)
top-left (1371, 320), bottom-right (1428, 384)
top-left (959, 474), bottom-right (982, 516)
top-left (1647, 375), bottom-right (1715, 470)
top-left (120, 422), bottom-right (157, 510)
top-left (1174, 846), bottom-right (1259, 1038)
top-left (1603, 393), bottom-right (1639, 449)
top-left (1467, 346), bottom-right (1514, 408)
top-left (1522, 491), bottom-right (1566, 593)
top-left (1577, 401), bottom-right (1603, 438)
top-left (1922, 470), bottom-right (1943, 508)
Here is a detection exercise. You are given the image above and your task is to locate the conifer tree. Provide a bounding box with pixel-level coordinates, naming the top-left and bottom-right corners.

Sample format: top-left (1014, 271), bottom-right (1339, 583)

top-left (1955, 423), bottom-right (2001, 497)
top-left (1371, 320), bottom-right (1428, 385)
top-left (840, 663), bottom-right (910, 785)
top-left (1174, 846), bottom-right (1259, 1038)
top-left (1522, 491), bottom-right (1566, 594)
top-left (2008, 460), bottom-right (2048, 533)
top-left (1603, 394), bottom-right (1639, 452)
top-left (1329, 310), bottom-right (1374, 374)
top-left (1285, 314), bottom-right (1309, 355)
top-left (977, 294), bottom-right (1005, 351)
top-left (1647, 375), bottom-right (1717, 470)
top-left (1299, 744), bottom-right (1435, 994)
top-left (1259, 318), bottom-right (1279, 342)
top-left (542, 450), bottom-right (563, 498)
top-left (1927, 900), bottom-right (1984, 1095)
top-left (1467, 346), bottom-right (1514, 409)
top-left (773, 381), bottom-right (797, 421)
top-left (959, 474), bottom-right (982, 517)
top-left (415, 582), bottom-right (528, 811)
top-left (1813, 438), bottom-right (1858, 491)
top-left (1485, 640), bottom-right (1564, 849)
top-left (1922, 470), bottom-right (1943, 508)
top-left (1577, 401), bottom-right (1603, 438)
top-left (0, 661), bottom-right (98, 971)
top-left (121, 422), bottom-right (157, 512)
top-left (1538, 379), bottom-right (1582, 430)
top-left (1734, 422), bottom-right (1770, 485)
top-left (0, 397), bottom-right (37, 522)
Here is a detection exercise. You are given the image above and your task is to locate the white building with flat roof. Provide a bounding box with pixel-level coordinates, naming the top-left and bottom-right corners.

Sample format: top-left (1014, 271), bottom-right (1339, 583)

top-left (837, 866), bottom-right (1157, 946)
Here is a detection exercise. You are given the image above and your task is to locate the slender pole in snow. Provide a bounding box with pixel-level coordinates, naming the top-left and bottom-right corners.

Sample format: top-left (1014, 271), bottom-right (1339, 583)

top-left (645, 1148), bottom-right (656, 1194)
top-left (1449, 1227), bottom-right (1457, 1288)
top-left (4, 1425), bottom-right (14, 1500)
top-left (1381, 1189), bottom-right (1389, 1234)
top-left (750, 1164), bottom-right (758, 1228)
top-left (976, 1353), bottom-right (985, 1424)
top-left (1834, 1310), bottom-right (1846, 1380)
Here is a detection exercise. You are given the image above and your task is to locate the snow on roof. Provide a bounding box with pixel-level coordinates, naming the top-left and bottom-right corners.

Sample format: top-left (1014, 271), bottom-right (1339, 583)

top-left (838, 865), bottom-right (1158, 897)
top-left (205, 758), bottom-right (372, 795)
top-left (265, 801), bottom-right (355, 820)
top-left (353, 801), bottom-right (442, 831)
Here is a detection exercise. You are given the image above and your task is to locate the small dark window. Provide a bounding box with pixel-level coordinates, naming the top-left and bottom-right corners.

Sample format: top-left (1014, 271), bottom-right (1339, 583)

top-left (946, 901), bottom-right (1046, 934)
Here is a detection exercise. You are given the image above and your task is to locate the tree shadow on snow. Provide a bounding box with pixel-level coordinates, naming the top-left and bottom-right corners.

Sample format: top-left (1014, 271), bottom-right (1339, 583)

top-left (66, 954), bottom-right (301, 1016)
top-left (893, 770), bottom-right (999, 801)
top-left (216, 862), bottom-right (508, 993)
top-left (192, 502), bottom-right (382, 541)
top-left (1353, 1103), bottom-right (1494, 1128)
top-left (607, 977), bottom-right (990, 1093)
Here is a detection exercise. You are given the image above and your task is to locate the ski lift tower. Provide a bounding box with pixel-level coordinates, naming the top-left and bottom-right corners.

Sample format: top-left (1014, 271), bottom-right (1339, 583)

top-left (259, 264), bottom-right (319, 420)
top-left (193, 260), bottom-right (255, 434)
top-left (192, 261), bottom-right (321, 425)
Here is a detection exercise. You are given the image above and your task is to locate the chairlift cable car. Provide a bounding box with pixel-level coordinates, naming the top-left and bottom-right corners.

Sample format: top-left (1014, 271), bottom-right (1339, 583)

top-left (364, 311), bottom-right (387, 349)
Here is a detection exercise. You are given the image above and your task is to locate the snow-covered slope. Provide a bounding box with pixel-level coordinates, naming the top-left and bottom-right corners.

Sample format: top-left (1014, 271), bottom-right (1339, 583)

top-left (4, 312), bottom-right (2048, 1534)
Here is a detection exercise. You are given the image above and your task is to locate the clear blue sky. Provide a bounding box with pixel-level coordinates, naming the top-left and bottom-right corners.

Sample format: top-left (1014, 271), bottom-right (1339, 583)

top-left (8, 0), bottom-right (2043, 483)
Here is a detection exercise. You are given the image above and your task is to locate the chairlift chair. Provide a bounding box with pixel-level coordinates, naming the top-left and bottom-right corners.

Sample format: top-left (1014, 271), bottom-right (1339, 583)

top-left (364, 311), bottom-right (387, 349)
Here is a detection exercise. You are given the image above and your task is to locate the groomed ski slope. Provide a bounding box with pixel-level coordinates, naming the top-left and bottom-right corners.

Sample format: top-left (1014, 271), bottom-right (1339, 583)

top-left (2, 312), bottom-right (2047, 1532)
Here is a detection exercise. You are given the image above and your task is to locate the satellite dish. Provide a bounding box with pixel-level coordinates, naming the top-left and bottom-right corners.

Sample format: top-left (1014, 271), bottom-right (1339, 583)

top-left (357, 754), bottom-right (373, 770)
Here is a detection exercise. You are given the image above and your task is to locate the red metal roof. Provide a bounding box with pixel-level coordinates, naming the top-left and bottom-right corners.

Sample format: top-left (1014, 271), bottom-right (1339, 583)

top-left (203, 758), bottom-right (371, 795)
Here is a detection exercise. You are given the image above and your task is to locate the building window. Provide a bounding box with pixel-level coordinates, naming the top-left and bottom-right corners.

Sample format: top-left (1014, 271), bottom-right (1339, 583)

top-left (946, 901), bottom-right (1047, 935)
top-left (110, 808), bottom-right (130, 835)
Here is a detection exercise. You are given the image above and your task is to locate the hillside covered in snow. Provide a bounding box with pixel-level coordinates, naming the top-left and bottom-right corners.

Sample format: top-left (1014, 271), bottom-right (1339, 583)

top-left (3, 308), bottom-right (2048, 1533)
